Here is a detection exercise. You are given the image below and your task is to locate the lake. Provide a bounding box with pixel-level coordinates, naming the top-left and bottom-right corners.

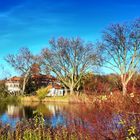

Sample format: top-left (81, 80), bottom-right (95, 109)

top-left (0, 96), bottom-right (139, 139)
top-left (0, 100), bottom-right (123, 136)
top-left (0, 102), bottom-right (94, 128)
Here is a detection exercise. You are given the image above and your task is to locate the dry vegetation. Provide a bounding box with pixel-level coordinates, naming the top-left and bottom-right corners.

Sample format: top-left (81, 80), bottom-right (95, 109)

top-left (0, 93), bottom-right (139, 140)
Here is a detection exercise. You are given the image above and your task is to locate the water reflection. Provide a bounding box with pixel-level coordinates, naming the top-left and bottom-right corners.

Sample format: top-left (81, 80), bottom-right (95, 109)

top-left (1, 105), bottom-right (23, 127)
top-left (0, 103), bottom-right (69, 128)
top-left (7, 105), bottom-right (24, 118)
top-left (0, 102), bottom-right (123, 134)
top-left (0, 113), bottom-right (20, 127)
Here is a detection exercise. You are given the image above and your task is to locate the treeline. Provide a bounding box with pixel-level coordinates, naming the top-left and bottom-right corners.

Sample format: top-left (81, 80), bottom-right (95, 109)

top-left (83, 73), bottom-right (140, 94)
top-left (4, 18), bottom-right (140, 95)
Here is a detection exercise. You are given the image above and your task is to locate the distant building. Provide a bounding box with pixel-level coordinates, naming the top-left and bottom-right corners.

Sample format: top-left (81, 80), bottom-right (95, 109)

top-left (5, 74), bottom-right (57, 93)
top-left (47, 83), bottom-right (64, 96)
top-left (5, 76), bottom-right (21, 93)
top-left (32, 74), bottom-right (56, 89)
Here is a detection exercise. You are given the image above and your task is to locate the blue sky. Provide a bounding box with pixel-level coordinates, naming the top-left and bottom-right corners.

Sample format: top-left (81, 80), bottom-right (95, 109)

top-left (0, 0), bottom-right (140, 78)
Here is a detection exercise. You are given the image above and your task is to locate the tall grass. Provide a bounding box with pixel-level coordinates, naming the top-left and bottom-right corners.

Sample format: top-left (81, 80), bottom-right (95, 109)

top-left (0, 116), bottom-right (91, 140)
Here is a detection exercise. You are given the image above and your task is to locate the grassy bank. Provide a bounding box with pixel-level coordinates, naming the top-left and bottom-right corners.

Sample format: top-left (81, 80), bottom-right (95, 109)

top-left (20, 92), bottom-right (140, 105)
top-left (20, 94), bottom-right (95, 104)
top-left (0, 96), bottom-right (20, 104)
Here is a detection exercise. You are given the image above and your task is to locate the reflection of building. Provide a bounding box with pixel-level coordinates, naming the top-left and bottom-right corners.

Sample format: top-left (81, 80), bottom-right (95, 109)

top-left (47, 104), bottom-right (57, 115)
top-left (46, 104), bottom-right (62, 115)
top-left (5, 76), bottom-right (21, 93)
top-left (6, 105), bottom-right (24, 118)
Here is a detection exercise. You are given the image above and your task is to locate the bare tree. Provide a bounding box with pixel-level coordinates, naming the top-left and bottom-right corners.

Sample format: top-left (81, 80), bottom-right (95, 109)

top-left (99, 19), bottom-right (140, 95)
top-left (5, 47), bottom-right (37, 94)
top-left (41, 37), bottom-right (99, 94)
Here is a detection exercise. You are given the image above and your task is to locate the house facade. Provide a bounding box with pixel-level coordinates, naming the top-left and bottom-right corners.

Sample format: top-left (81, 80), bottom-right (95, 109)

top-left (32, 74), bottom-right (56, 89)
top-left (5, 76), bottom-right (21, 93)
top-left (5, 74), bottom-right (58, 93)
top-left (47, 83), bottom-right (64, 96)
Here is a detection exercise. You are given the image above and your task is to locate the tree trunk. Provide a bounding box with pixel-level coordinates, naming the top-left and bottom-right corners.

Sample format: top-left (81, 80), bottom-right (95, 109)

top-left (122, 83), bottom-right (127, 95)
top-left (70, 86), bottom-right (74, 95)
top-left (21, 69), bottom-right (30, 95)
top-left (22, 77), bottom-right (26, 95)
top-left (64, 87), bottom-right (68, 96)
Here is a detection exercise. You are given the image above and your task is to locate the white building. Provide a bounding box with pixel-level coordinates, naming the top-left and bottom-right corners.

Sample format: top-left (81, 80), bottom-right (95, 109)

top-left (47, 88), bottom-right (64, 96)
top-left (5, 77), bottom-right (21, 93)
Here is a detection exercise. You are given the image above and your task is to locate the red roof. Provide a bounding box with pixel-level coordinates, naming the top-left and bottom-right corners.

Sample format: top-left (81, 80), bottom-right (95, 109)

top-left (8, 76), bottom-right (21, 82)
top-left (47, 83), bottom-right (62, 89)
top-left (53, 84), bottom-right (62, 89)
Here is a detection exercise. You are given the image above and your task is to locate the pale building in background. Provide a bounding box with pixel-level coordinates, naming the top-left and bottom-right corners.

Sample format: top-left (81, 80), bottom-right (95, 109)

top-left (5, 76), bottom-right (21, 93)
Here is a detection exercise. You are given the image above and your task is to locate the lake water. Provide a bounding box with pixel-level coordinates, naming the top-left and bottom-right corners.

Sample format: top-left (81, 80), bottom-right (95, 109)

top-left (0, 98), bottom-right (139, 140)
top-left (0, 102), bottom-right (67, 127)
top-left (0, 101), bottom-right (123, 136)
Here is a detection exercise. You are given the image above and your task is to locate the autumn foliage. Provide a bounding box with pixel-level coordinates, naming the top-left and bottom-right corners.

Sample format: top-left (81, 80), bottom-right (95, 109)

top-left (82, 73), bottom-right (140, 95)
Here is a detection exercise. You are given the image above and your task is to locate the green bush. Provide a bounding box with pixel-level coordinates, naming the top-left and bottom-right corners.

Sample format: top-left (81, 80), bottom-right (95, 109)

top-left (36, 87), bottom-right (50, 99)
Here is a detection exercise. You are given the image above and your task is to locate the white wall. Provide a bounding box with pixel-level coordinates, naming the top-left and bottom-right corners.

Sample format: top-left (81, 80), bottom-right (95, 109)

top-left (5, 82), bottom-right (21, 93)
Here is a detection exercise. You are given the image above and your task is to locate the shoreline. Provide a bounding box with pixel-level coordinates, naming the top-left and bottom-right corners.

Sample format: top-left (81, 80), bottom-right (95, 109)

top-left (20, 94), bottom-right (95, 104)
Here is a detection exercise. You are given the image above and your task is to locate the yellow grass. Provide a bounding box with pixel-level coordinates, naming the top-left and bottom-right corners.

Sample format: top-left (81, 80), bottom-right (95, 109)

top-left (20, 94), bottom-right (96, 104)
top-left (20, 95), bottom-right (40, 102)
